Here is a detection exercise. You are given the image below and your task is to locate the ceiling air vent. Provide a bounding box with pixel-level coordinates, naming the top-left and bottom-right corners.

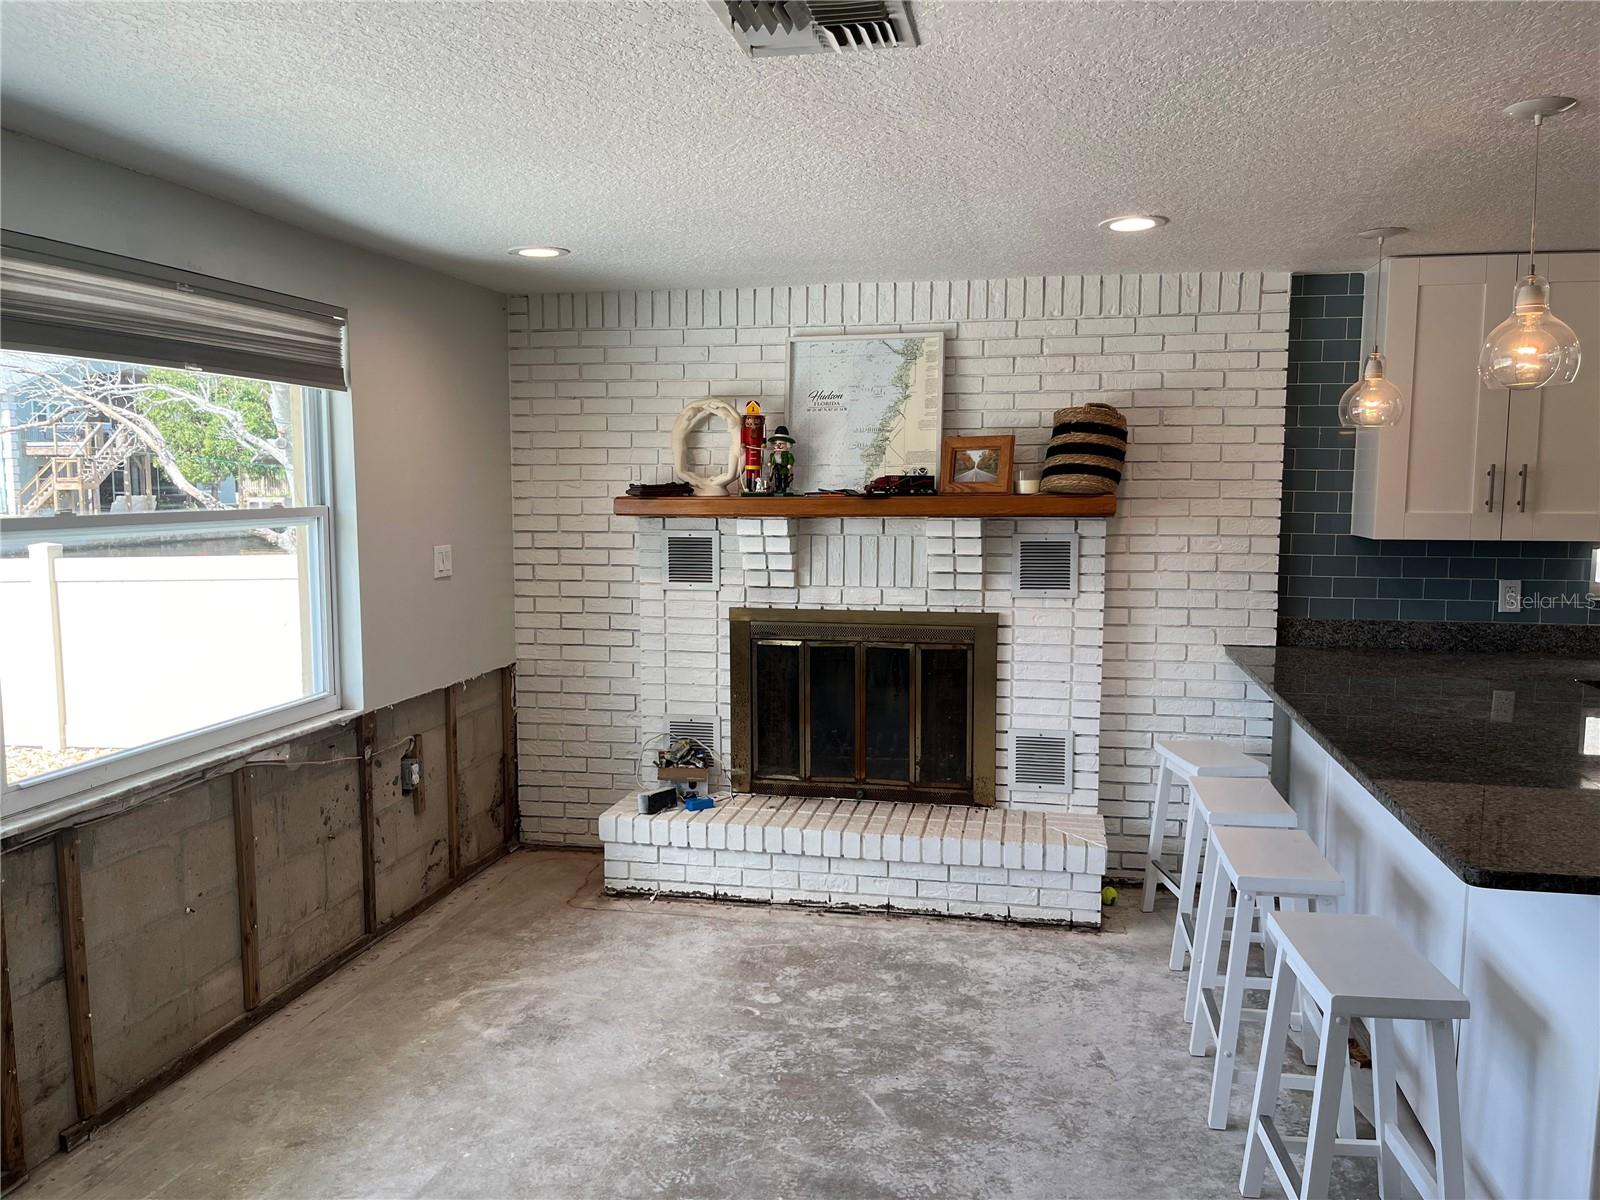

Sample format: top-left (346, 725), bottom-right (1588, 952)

top-left (714, 0), bottom-right (919, 57)
top-left (1011, 728), bottom-right (1073, 794)
top-left (1014, 533), bottom-right (1078, 597)
top-left (664, 531), bottom-right (719, 589)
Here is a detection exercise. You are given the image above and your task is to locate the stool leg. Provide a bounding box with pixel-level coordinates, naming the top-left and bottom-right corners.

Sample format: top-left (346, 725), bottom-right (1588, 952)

top-left (1287, 897), bottom-right (1315, 1064)
top-left (1301, 1011), bottom-right (1350, 1200)
top-left (1369, 1017), bottom-right (1404, 1200)
top-left (1427, 1019), bottom-right (1466, 1200)
top-left (1168, 802), bottom-right (1207, 970)
top-left (1337, 1055), bottom-right (1357, 1142)
top-left (1141, 762), bottom-right (1175, 911)
top-left (1206, 889), bottom-right (1256, 1129)
top-left (1240, 948), bottom-right (1295, 1199)
top-left (1185, 845), bottom-right (1226, 1026)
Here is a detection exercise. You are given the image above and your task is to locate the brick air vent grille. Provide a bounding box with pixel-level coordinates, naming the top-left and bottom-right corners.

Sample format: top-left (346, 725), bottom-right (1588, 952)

top-left (1012, 729), bottom-right (1072, 793)
top-left (664, 532), bottom-right (718, 588)
top-left (1014, 534), bottom-right (1077, 596)
top-left (667, 716), bottom-right (717, 755)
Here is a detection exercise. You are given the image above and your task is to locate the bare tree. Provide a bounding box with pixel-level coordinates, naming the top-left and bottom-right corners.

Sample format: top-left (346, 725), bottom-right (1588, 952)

top-left (10, 360), bottom-right (295, 546)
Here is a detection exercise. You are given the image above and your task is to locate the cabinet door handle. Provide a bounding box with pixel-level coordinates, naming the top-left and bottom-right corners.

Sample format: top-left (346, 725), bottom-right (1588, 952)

top-left (1484, 463), bottom-right (1497, 512)
top-left (1517, 463), bottom-right (1529, 513)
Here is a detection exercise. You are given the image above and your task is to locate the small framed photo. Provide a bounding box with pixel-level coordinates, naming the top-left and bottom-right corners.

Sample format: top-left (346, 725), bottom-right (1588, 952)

top-left (939, 435), bottom-right (1015, 494)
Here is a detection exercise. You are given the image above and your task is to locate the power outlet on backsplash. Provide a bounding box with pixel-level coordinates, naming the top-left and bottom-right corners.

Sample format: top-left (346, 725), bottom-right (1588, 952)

top-left (1490, 690), bottom-right (1516, 722)
top-left (1497, 579), bottom-right (1522, 614)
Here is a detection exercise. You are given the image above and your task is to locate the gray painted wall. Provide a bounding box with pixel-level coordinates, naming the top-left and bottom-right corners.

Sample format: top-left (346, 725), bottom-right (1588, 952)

top-left (0, 132), bottom-right (514, 708)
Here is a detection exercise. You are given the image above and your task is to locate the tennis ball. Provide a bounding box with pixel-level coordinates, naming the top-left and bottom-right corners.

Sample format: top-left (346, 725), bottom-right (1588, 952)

top-left (1101, 885), bottom-right (1119, 906)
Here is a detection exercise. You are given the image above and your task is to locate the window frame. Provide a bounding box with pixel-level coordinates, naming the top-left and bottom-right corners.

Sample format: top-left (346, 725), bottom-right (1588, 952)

top-left (0, 364), bottom-right (344, 827)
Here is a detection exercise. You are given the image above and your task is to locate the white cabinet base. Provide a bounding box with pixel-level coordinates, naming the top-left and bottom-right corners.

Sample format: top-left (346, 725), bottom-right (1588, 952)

top-left (1282, 717), bottom-right (1600, 1199)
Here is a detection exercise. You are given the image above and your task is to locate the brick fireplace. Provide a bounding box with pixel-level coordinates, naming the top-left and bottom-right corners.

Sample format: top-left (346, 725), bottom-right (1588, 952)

top-left (596, 513), bottom-right (1112, 923)
top-left (511, 270), bottom-right (1290, 892)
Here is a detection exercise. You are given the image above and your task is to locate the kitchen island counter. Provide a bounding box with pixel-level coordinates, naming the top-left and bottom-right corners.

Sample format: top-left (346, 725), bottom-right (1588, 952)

top-left (1225, 644), bottom-right (1599, 893)
top-left (1224, 641), bottom-right (1598, 1199)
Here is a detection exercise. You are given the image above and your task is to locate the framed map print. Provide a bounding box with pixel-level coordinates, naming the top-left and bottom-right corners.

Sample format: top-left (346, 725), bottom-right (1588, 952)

top-left (785, 332), bottom-right (944, 492)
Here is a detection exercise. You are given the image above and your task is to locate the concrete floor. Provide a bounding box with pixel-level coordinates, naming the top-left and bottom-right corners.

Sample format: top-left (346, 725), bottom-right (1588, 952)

top-left (20, 849), bottom-right (1378, 1199)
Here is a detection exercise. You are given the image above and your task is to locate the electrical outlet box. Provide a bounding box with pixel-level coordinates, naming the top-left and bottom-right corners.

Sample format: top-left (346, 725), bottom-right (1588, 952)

top-left (433, 545), bottom-right (453, 579)
top-left (1490, 690), bottom-right (1515, 723)
top-left (400, 754), bottom-right (422, 795)
top-left (1497, 579), bottom-right (1521, 613)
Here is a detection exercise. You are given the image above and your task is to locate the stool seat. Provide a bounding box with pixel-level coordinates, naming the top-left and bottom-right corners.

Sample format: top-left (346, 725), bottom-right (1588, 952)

top-left (1190, 776), bottom-right (1297, 828)
top-left (1153, 738), bottom-right (1268, 778)
top-left (1143, 738), bottom-right (1270, 915)
top-left (1243, 913), bottom-right (1470, 1200)
top-left (1266, 912), bottom-right (1470, 1022)
top-left (1166, 777), bottom-right (1297, 977)
top-left (1190, 827), bottom-right (1346, 1130)
top-left (1212, 827), bottom-right (1343, 898)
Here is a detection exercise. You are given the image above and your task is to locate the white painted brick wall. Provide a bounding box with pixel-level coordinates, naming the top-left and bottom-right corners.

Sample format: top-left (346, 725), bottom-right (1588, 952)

top-left (509, 272), bottom-right (1289, 874)
top-left (635, 514), bottom-right (1105, 813)
top-left (599, 796), bottom-right (1107, 924)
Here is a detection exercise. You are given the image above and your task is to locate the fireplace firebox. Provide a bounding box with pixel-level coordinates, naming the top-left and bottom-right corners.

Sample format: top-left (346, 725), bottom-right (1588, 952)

top-left (729, 608), bottom-right (998, 806)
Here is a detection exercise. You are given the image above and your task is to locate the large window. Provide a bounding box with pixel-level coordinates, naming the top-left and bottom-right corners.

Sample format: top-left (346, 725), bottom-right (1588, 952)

top-left (0, 234), bottom-right (345, 824)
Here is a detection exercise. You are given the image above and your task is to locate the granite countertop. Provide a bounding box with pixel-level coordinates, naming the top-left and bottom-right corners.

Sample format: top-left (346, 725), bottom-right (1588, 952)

top-left (1225, 644), bottom-right (1600, 894)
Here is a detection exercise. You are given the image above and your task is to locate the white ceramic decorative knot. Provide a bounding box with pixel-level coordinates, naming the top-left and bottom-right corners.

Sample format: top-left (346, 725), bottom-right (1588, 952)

top-left (672, 398), bottom-right (742, 496)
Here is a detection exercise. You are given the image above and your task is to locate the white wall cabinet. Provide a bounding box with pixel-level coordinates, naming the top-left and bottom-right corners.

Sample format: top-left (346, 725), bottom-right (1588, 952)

top-left (1352, 251), bottom-right (1600, 541)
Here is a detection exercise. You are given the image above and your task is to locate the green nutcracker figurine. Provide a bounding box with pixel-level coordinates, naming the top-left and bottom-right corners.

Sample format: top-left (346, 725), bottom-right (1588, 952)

top-left (765, 426), bottom-right (796, 496)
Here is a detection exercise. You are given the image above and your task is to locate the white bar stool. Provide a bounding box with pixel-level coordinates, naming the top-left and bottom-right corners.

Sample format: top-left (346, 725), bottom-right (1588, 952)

top-left (1188, 826), bottom-right (1344, 1130)
top-left (1242, 912), bottom-right (1471, 1200)
top-left (1169, 776), bottom-right (1298, 973)
top-left (1141, 738), bottom-right (1267, 913)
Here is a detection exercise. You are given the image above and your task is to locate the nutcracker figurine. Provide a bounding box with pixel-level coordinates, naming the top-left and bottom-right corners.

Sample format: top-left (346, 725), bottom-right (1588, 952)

top-left (740, 400), bottom-right (766, 494)
top-left (765, 426), bottom-right (797, 496)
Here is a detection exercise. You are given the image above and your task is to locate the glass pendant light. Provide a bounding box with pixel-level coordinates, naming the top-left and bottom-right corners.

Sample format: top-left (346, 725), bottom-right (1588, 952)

top-left (1339, 228), bottom-right (1407, 428)
top-left (1480, 96), bottom-right (1582, 391)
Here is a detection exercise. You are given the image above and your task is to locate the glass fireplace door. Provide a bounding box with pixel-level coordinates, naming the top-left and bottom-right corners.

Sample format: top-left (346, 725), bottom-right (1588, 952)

top-left (747, 638), bottom-right (972, 801)
top-left (731, 608), bottom-right (997, 806)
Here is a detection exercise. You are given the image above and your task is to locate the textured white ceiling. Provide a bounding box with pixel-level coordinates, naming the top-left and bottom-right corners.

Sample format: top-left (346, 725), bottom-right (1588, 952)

top-left (1, 1), bottom-right (1596, 293)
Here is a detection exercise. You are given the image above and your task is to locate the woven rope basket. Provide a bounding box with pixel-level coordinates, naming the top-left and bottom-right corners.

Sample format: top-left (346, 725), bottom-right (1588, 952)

top-left (1040, 403), bottom-right (1129, 496)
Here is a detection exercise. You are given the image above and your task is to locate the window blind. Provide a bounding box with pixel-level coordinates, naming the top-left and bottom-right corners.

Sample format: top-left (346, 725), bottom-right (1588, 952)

top-left (0, 233), bottom-right (347, 390)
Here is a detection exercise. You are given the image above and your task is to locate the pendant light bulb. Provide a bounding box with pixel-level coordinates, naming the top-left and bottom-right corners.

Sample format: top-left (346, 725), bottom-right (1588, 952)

top-left (1479, 96), bottom-right (1582, 390)
top-left (1340, 227), bottom-right (1407, 428)
top-left (1339, 350), bottom-right (1404, 427)
top-left (1480, 273), bottom-right (1582, 390)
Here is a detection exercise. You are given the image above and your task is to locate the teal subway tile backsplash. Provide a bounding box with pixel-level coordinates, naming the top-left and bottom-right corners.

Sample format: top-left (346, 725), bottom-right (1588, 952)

top-left (1279, 272), bottom-right (1598, 626)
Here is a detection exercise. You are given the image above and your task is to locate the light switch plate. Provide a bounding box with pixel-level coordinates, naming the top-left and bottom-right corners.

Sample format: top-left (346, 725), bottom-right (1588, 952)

top-left (1490, 689), bottom-right (1515, 723)
top-left (433, 545), bottom-right (453, 579)
top-left (1497, 579), bottom-right (1521, 613)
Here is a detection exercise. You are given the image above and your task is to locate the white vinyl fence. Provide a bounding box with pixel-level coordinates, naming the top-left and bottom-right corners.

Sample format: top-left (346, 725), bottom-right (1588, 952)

top-left (1, 546), bottom-right (307, 755)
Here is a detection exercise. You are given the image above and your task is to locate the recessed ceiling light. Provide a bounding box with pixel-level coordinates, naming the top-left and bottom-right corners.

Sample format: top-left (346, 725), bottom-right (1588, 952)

top-left (509, 246), bottom-right (570, 258)
top-left (1098, 214), bottom-right (1169, 233)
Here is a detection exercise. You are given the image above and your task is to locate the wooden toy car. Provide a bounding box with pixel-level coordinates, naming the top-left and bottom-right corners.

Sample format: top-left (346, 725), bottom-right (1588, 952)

top-left (863, 469), bottom-right (936, 496)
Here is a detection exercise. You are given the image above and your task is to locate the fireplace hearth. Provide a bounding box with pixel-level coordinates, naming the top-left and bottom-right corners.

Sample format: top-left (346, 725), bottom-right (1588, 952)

top-left (729, 608), bottom-right (998, 806)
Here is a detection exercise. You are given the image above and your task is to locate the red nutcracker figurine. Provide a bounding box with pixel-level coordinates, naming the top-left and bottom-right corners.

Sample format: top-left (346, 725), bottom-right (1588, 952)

top-left (740, 400), bottom-right (766, 494)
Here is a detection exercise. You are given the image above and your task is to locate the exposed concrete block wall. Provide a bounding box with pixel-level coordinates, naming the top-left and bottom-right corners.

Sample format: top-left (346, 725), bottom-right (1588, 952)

top-left (457, 673), bottom-right (510, 867)
top-left (371, 694), bottom-right (452, 924)
top-left (1, 839), bottom-right (76, 1169)
top-left (250, 727), bottom-right (364, 1002)
top-left (508, 272), bottom-right (1289, 874)
top-left (78, 777), bottom-right (244, 1107)
top-left (0, 667), bottom-right (510, 1177)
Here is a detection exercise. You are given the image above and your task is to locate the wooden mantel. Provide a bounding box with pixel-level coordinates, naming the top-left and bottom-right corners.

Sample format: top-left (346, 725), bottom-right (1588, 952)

top-left (612, 493), bottom-right (1116, 519)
